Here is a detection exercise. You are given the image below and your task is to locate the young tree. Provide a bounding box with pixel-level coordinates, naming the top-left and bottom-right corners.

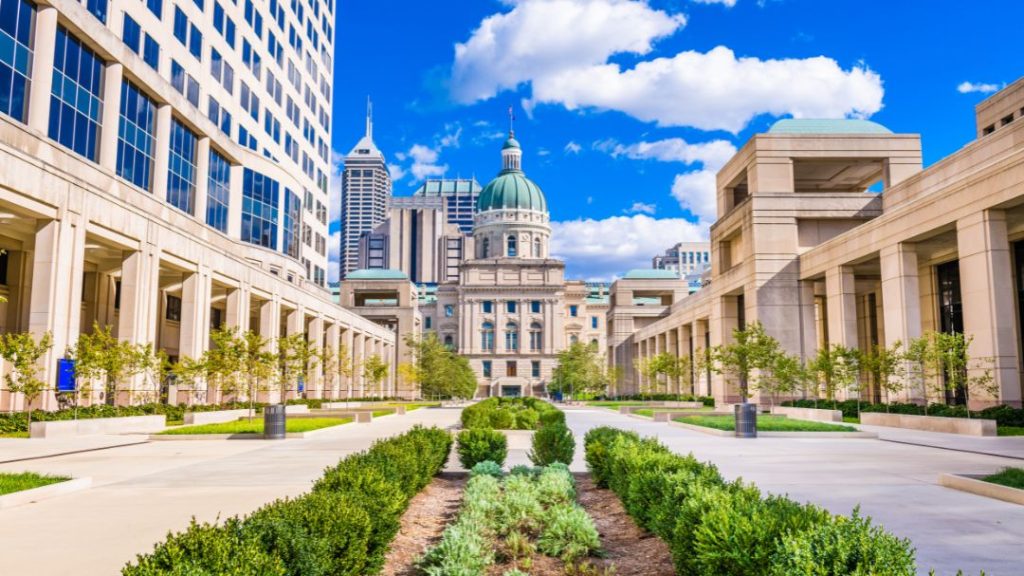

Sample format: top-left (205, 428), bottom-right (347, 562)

top-left (72, 323), bottom-right (147, 405)
top-left (403, 333), bottom-right (455, 399)
top-left (204, 327), bottom-right (244, 403)
top-left (807, 344), bottom-right (860, 409)
top-left (362, 355), bottom-right (389, 398)
top-left (859, 343), bottom-right (904, 411)
top-left (552, 341), bottom-right (610, 400)
top-left (754, 352), bottom-right (806, 408)
top-left (930, 331), bottom-right (997, 415)
top-left (237, 330), bottom-right (276, 419)
top-left (277, 333), bottom-right (318, 400)
top-left (903, 334), bottom-right (933, 413)
top-left (711, 322), bottom-right (782, 403)
top-left (0, 331), bottom-right (53, 428)
top-left (170, 354), bottom-right (207, 404)
top-left (447, 355), bottom-right (478, 401)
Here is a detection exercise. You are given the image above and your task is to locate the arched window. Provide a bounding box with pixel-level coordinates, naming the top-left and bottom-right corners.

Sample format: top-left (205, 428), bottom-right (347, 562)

top-left (482, 237), bottom-right (489, 258)
top-left (505, 322), bottom-right (519, 351)
top-left (482, 321), bottom-right (495, 351)
top-left (590, 338), bottom-right (599, 347)
top-left (507, 235), bottom-right (517, 257)
top-left (529, 322), bottom-right (543, 351)
top-left (444, 335), bottom-right (454, 349)
top-left (533, 237), bottom-right (541, 257)
top-left (570, 334), bottom-right (579, 344)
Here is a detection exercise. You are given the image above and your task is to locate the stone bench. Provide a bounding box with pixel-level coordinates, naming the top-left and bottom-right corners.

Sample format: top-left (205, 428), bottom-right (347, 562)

top-left (860, 412), bottom-right (996, 436)
top-left (30, 415), bottom-right (166, 438)
top-left (770, 406), bottom-right (844, 423)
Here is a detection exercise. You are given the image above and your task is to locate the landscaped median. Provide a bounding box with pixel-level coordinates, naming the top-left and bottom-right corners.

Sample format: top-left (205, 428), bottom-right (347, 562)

top-left (0, 472), bottom-right (92, 509)
top-left (123, 426), bottom-right (452, 575)
top-left (150, 417), bottom-right (353, 440)
top-left (583, 427), bottom-right (922, 575)
top-left (666, 413), bottom-right (878, 438)
top-left (939, 467), bottom-right (1024, 506)
top-left (461, 397), bottom-right (565, 430)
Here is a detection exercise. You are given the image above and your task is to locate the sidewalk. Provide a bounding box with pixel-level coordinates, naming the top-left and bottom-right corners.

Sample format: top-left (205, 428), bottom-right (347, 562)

top-left (856, 423), bottom-right (1024, 459)
top-left (0, 435), bottom-right (149, 464)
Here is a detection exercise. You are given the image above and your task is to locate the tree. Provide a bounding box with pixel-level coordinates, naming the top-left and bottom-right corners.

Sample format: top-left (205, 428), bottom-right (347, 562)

top-left (170, 354), bottom-right (207, 404)
top-left (807, 344), bottom-right (860, 409)
top-left (72, 323), bottom-right (150, 405)
top-left (277, 333), bottom-right (319, 400)
top-left (551, 341), bottom-right (612, 400)
top-left (903, 334), bottom-right (933, 413)
top-left (362, 355), bottom-right (389, 397)
top-left (236, 330), bottom-right (276, 419)
top-left (930, 331), bottom-right (997, 415)
top-left (755, 352), bottom-right (806, 408)
top-left (204, 326), bottom-right (244, 403)
top-left (447, 355), bottom-right (478, 400)
top-left (644, 352), bottom-right (691, 396)
top-left (711, 322), bottom-right (783, 403)
top-left (859, 343), bottom-right (904, 412)
top-left (0, 331), bottom-right (53, 428)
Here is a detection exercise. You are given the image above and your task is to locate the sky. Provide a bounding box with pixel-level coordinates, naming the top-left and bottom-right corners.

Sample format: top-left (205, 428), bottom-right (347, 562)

top-left (329, 0), bottom-right (1018, 281)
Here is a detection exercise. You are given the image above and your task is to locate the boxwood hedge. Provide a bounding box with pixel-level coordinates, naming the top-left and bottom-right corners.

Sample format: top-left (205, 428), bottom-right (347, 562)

top-left (123, 425), bottom-right (452, 575)
top-left (461, 397), bottom-right (563, 430)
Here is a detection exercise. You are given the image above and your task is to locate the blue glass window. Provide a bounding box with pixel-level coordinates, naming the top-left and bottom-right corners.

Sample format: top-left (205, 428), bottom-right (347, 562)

top-left (143, 35), bottom-right (159, 70)
top-left (206, 149), bottom-right (230, 232)
top-left (49, 26), bottom-right (104, 161)
top-left (505, 322), bottom-right (518, 351)
top-left (122, 14), bottom-right (141, 52)
top-left (531, 300), bottom-right (541, 313)
top-left (116, 81), bottom-right (156, 191)
top-left (570, 305), bottom-right (578, 317)
top-left (591, 316), bottom-right (599, 329)
top-left (146, 0), bottom-right (162, 18)
top-left (0, 0), bottom-right (34, 123)
top-left (85, 0), bottom-right (106, 23)
top-left (282, 188), bottom-right (300, 258)
top-left (482, 322), bottom-right (494, 351)
top-left (482, 301), bottom-right (492, 314)
top-left (241, 168), bottom-right (278, 249)
top-left (188, 24), bottom-right (201, 59)
top-left (532, 361), bottom-right (540, 378)
top-left (507, 301), bottom-right (516, 313)
top-left (482, 360), bottom-right (491, 378)
top-left (167, 118), bottom-right (197, 214)
top-left (172, 7), bottom-right (187, 44)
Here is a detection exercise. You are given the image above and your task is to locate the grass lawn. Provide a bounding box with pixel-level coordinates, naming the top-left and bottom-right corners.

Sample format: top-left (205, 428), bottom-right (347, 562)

top-left (843, 416), bottom-right (861, 424)
top-left (158, 417), bottom-right (352, 435)
top-left (371, 409), bottom-right (394, 417)
top-left (585, 401), bottom-right (648, 411)
top-left (0, 472), bottom-right (71, 496)
top-left (983, 467), bottom-right (1024, 490)
top-left (0, 431), bottom-right (30, 438)
top-left (998, 426), bottom-right (1024, 436)
top-left (674, 414), bottom-right (856, 432)
top-left (633, 407), bottom-right (713, 418)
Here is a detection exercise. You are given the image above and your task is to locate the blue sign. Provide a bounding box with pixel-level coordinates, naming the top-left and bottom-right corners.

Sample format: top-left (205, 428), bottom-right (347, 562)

top-left (298, 377), bottom-right (305, 394)
top-left (57, 359), bottom-right (76, 392)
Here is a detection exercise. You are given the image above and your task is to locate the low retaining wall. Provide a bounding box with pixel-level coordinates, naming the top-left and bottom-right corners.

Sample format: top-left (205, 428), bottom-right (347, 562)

top-left (860, 412), bottom-right (996, 436)
top-left (284, 405), bottom-right (310, 415)
top-left (939, 473), bottom-right (1024, 505)
top-left (183, 409), bottom-right (251, 425)
top-left (770, 406), bottom-right (844, 423)
top-left (30, 415), bottom-right (166, 438)
top-left (0, 477), bottom-right (92, 509)
top-left (653, 411), bottom-right (729, 422)
top-left (321, 401), bottom-right (363, 409)
top-left (618, 402), bottom-right (705, 414)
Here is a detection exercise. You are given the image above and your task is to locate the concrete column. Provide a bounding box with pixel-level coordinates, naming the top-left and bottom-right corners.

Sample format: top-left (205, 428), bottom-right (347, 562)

top-left (178, 268), bottom-right (211, 404)
top-left (307, 316), bottom-right (324, 398)
top-left (325, 322), bottom-right (340, 399)
top-left (285, 306), bottom-right (304, 337)
top-left (118, 248), bottom-right (159, 346)
top-left (98, 63), bottom-right (124, 171)
top-left (710, 295), bottom-right (740, 403)
top-left (258, 298), bottom-right (280, 349)
top-left (694, 320), bottom-right (710, 397)
top-left (353, 332), bottom-right (365, 397)
top-left (825, 266), bottom-right (858, 349)
top-left (957, 210), bottom-right (1022, 407)
top-left (26, 5), bottom-right (58, 133)
top-left (27, 217), bottom-right (86, 409)
top-left (678, 324), bottom-right (691, 395)
top-left (225, 285), bottom-right (250, 332)
top-left (798, 280), bottom-right (819, 361)
top-left (880, 243), bottom-right (922, 349)
top-left (227, 164), bottom-right (244, 239)
top-left (342, 327), bottom-right (354, 398)
top-left (194, 137), bottom-right (211, 221)
top-left (151, 104), bottom-right (173, 198)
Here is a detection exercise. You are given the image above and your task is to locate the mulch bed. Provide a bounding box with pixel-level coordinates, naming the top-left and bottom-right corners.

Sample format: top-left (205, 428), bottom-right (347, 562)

top-left (381, 472), bottom-right (675, 576)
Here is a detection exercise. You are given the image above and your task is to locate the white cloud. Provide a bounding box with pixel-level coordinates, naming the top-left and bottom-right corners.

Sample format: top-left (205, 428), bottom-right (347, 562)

top-left (537, 148), bottom-right (551, 156)
top-left (957, 81), bottom-right (1001, 94)
top-left (597, 137), bottom-right (736, 170)
top-left (671, 170), bottom-right (718, 221)
top-left (529, 47), bottom-right (884, 133)
top-left (329, 150), bottom-right (344, 222)
top-left (551, 215), bottom-right (708, 280)
top-left (407, 144), bottom-right (448, 180)
top-left (564, 141), bottom-right (582, 155)
top-left (439, 123), bottom-right (463, 148)
top-left (693, 0), bottom-right (736, 6)
top-left (452, 0), bottom-right (685, 104)
top-left (625, 201), bottom-right (656, 215)
top-left (387, 163), bottom-right (407, 182)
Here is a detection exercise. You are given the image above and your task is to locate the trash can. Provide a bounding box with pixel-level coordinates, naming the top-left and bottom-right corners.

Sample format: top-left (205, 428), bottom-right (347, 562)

top-left (735, 402), bottom-right (758, 438)
top-left (264, 404), bottom-right (287, 439)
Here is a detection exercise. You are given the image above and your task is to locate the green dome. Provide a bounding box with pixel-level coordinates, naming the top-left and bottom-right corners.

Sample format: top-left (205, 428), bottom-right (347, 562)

top-left (477, 170), bottom-right (547, 212)
top-left (502, 136), bottom-right (521, 150)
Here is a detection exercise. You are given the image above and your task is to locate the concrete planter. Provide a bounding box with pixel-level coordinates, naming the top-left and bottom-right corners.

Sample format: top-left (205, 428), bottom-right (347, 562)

top-left (939, 473), bottom-right (1024, 505)
top-left (860, 412), bottom-right (996, 436)
top-left (284, 405), bottom-right (310, 415)
top-left (667, 420), bottom-right (876, 439)
top-left (321, 401), bottom-right (363, 409)
top-left (0, 477), bottom-right (92, 509)
top-left (771, 406), bottom-right (844, 423)
top-left (652, 411), bottom-right (730, 422)
top-left (663, 401), bottom-right (706, 408)
top-left (183, 409), bottom-right (251, 425)
top-left (30, 415), bottom-right (166, 438)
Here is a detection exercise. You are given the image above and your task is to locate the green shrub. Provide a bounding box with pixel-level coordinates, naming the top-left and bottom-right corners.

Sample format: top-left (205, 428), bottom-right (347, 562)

top-left (123, 518), bottom-right (285, 576)
top-left (536, 466), bottom-right (576, 506)
top-left (418, 517), bottom-right (494, 576)
top-left (514, 408), bottom-right (539, 429)
top-left (457, 428), bottom-right (508, 469)
top-left (461, 398), bottom-right (563, 430)
top-left (489, 409), bottom-right (516, 429)
top-left (539, 409), bottom-right (566, 427)
top-left (509, 465), bottom-right (540, 478)
top-left (772, 509), bottom-right (917, 576)
top-left (470, 460), bottom-right (504, 479)
top-left (529, 422), bottom-right (575, 466)
top-left (498, 474), bottom-right (544, 535)
top-left (537, 504), bottom-right (601, 562)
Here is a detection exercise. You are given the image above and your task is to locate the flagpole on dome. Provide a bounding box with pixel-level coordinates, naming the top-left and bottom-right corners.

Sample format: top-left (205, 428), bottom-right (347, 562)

top-left (508, 104), bottom-right (515, 138)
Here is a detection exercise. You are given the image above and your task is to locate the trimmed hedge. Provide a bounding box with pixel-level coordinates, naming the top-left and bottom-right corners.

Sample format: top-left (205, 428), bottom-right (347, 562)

top-left (123, 426), bottom-right (452, 575)
top-left (529, 422), bottom-right (575, 466)
top-left (781, 399), bottom-right (1024, 427)
top-left (583, 427), bottom-right (917, 575)
top-left (457, 428), bottom-right (508, 468)
top-left (594, 394), bottom-right (716, 407)
top-left (462, 397), bottom-right (563, 430)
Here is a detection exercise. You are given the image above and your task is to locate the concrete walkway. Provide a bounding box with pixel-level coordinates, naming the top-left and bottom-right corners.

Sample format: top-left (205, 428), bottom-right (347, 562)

top-left (859, 423), bottom-right (1024, 459)
top-left (0, 408), bottom-right (461, 576)
top-left (563, 407), bottom-right (1024, 576)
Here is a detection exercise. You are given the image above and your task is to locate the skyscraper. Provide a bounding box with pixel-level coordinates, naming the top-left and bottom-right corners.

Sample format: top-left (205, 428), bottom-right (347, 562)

top-left (339, 103), bottom-right (391, 280)
top-left (392, 178), bottom-right (482, 234)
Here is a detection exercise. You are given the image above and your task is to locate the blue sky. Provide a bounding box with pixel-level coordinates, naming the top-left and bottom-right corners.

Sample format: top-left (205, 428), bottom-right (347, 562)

top-left (329, 0), bottom-right (1017, 281)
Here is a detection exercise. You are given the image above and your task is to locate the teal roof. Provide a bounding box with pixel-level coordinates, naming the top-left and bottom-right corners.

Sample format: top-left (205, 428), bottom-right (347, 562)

top-left (623, 269), bottom-right (680, 280)
top-left (477, 170), bottom-right (547, 212)
top-left (502, 136), bottom-right (521, 150)
top-left (346, 269), bottom-right (409, 280)
top-left (768, 119), bottom-right (892, 135)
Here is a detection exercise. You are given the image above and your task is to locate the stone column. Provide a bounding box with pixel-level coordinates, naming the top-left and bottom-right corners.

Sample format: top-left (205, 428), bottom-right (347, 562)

top-left (307, 316), bottom-right (324, 399)
top-left (957, 210), bottom-right (1022, 408)
top-left (194, 137), bottom-right (211, 221)
top-left (178, 267), bottom-right (211, 404)
top-left (678, 324), bottom-right (691, 395)
top-left (26, 5), bottom-right (58, 133)
top-left (325, 322), bottom-right (340, 399)
top-left (798, 280), bottom-right (819, 361)
top-left (825, 265), bottom-right (858, 349)
top-left (118, 246), bottom-right (160, 405)
top-left (225, 285), bottom-right (250, 332)
top-left (151, 104), bottom-right (173, 198)
top-left (353, 332), bottom-right (365, 397)
top-left (342, 326), bottom-right (354, 398)
top-left (98, 63), bottom-right (124, 171)
top-left (694, 320), bottom-right (710, 397)
top-left (880, 243), bottom-right (923, 402)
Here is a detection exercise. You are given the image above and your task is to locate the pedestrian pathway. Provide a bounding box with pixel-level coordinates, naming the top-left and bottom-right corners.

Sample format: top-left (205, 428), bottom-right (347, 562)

top-left (0, 408), bottom-right (462, 576)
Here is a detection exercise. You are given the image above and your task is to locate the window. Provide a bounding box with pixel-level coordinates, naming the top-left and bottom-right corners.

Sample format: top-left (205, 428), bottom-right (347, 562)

top-left (531, 300), bottom-right (541, 314)
top-left (170, 60), bottom-right (200, 107)
top-left (506, 361), bottom-right (517, 377)
top-left (507, 301), bottom-right (517, 314)
top-left (482, 301), bottom-right (493, 314)
top-left (122, 14), bottom-right (141, 54)
top-left (116, 81), bottom-right (156, 191)
top-left (188, 24), bottom-right (202, 59)
top-left (482, 321), bottom-right (495, 351)
top-left (143, 35), bottom-right (160, 70)
top-left (282, 188), bottom-right (301, 258)
top-left (212, 2), bottom-right (235, 46)
top-left (570, 334), bottom-right (579, 344)
top-left (533, 237), bottom-right (541, 257)
top-left (482, 360), bottom-right (492, 378)
top-left (210, 307), bottom-right (223, 329)
top-left (86, 0), bottom-right (107, 23)
top-left (529, 322), bottom-right (542, 351)
top-left (0, 0), bottom-right (34, 123)
top-left (482, 237), bottom-right (489, 258)
top-left (532, 361), bottom-right (540, 378)
top-left (146, 0), bottom-right (162, 18)
top-left (569, 305), bottom-right (578, 317)
top-left (591, 316), bottom-right (599, 329)
top-left (173, 6), bottom-right (188, 44)
top-left (241, 168), bottom-right (279, 249)
top-left (165, 294), bottom-right (182, 321)
top-left (444, 335), bottom-right (453, 349)
top-left (507, 234), bottom-right (517, 257)
top-left (425, 316), bottom-right (432, 329)
top-left (444, 304), bottom-right (454, 317)
top-left (206, 149), bottom-right (230, 232)
top-left (505, 322), bottom-right (518, 351)
top-left (50, 27), bottom-right (104, 162)
top-left (167, 118), bottom-right (198, 214)
top-left (210, 49), bottom-right (234, 93)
